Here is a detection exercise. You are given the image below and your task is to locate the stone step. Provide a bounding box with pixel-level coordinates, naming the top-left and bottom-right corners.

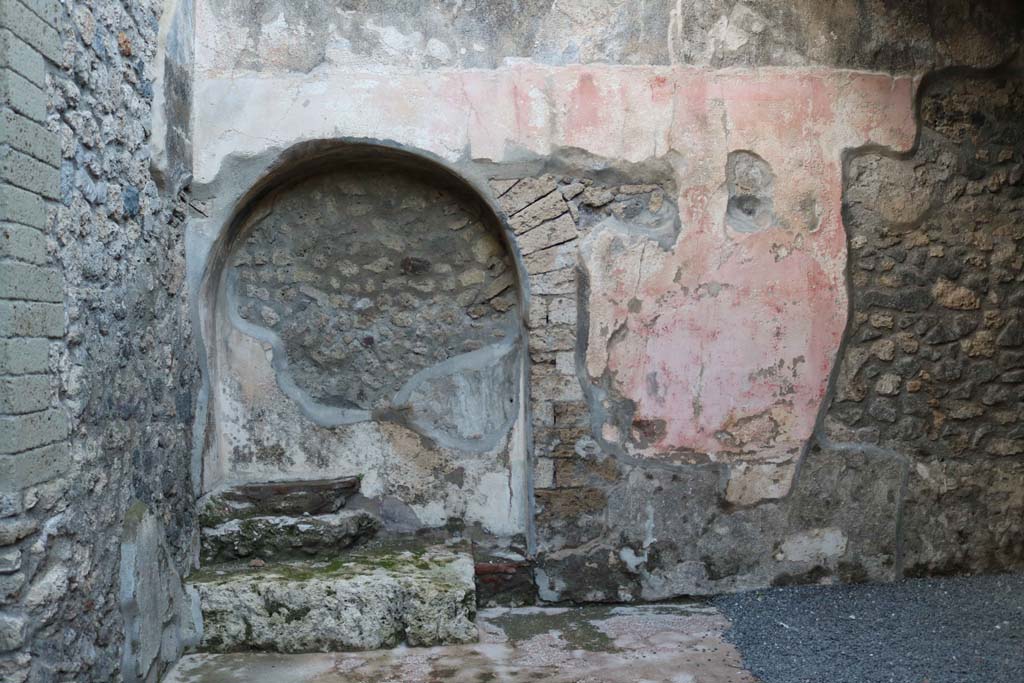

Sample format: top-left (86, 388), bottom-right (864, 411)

top-left (188, 541), bottom-right (477, 653)
top-left (200, 510), bottom-right (381, 564)
top-left (198, 477), bottom-right (361, 527)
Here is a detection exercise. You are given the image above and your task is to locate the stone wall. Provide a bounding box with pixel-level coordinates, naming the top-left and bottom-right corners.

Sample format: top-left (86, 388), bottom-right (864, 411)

top-left (1, 0), bottom-right (199, 680)
top-left (229, 168), bottom-right (518, 412)
top-left (195, 148), bottom-right (532, 542)
top-left (826, 67), bottom-right (1024, 577)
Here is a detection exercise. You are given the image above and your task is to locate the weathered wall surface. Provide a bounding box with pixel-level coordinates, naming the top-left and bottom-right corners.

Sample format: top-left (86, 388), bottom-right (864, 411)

top-left (229, 168), bottom-right (518, 412)
top-left (202, 159), bottom-right (531, 540)
top-left (187, 0), bottom-right (1024, 605)
top-left (194, 0), bottom-right (1022, 73)
top-left (1, 0), bottom-right (199, 680)
top-left (826, 68), bottom-right (1024, 577)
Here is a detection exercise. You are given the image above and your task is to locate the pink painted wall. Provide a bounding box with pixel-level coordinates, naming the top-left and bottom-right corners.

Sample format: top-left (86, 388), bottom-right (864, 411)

top-left (195, 65), bottom-right (916, 477)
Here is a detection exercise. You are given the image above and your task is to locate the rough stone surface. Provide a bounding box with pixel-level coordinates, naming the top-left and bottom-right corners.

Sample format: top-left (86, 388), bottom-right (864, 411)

top-left (1, 0), bottom-right (200, 681)
top-left (165, 603), bottom-right (755, 683)
top-left (119, 502), bottom-right (201, 683)
top-left (199, 510), bottom-right (381, 564)
top-left (194, 0), bottom-right (1022, 74)
top-left (828, 71), bottom-right (1024, 462)
top-left (190, 543), bottom-right (477, 653)
top-left (229, 167), bottom-right (519, 412)
top-left (197, 477), bottom-right (361, 526)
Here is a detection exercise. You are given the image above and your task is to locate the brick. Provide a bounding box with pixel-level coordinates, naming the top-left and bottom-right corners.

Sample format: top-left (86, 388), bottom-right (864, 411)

top-left (0, 261), bottom-right (61, 301)
top-left (0, 28), bottom-right (42, 85)
top-left (16, 0), bottom-right (60, 28)
top-left (0, 441), bottom-right (68, 491)
top-left (0, 374), bottom-right (48, 413)
top-left (518, 214), bottom-right (577, 257)
top-left (0, 222), bottom-right (47, 263)
top-left (0, 0), bottom-right (59, 63)
top-left (0, 67), bottom-right (44, 122)
top-left (0, 300), bottom-right (63, 337)
top-left (0, 147), bottom-right (58, 198)
top-left (0, 408), bottom-right (67, 453)
top-left (524, 239), bottom-right (577, 275)
top-left (510, 190), bottom-right (568, 234)
top-left (0, 337), bottom-right (47, 373)
top-left (498, 176), bottom-right (558, 215)
top-left (0, 110), bottom-right (59, 167)
top-left (531, 267), bottom-right (576, 296)
top-left (0, 183), bottom-right (44, 228)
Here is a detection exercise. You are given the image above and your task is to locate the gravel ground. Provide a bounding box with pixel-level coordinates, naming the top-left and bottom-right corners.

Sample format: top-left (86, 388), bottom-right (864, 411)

top-left (714, 573), bottom-right (1024, 683)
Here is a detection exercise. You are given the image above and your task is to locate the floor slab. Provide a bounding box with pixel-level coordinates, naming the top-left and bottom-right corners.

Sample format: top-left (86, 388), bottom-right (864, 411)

top-left (165, 603), bottom-right (756, 683)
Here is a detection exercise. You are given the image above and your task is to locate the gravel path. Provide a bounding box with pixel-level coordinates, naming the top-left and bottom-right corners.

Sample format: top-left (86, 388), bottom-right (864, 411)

top-left (714, 573), bottom-right (1024, 683)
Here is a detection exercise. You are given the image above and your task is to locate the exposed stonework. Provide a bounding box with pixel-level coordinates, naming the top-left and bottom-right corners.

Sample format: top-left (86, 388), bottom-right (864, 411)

top-left (190, 543), bottom-right (477, 653)
top-left (1, 0), bottom-right (200, 680)
top-left (6, 2), bottom-right (1022, 676)
top-left (824, 67), bottom-right (1024, 576)
top-left (229, 168), bottom-right (518, 412)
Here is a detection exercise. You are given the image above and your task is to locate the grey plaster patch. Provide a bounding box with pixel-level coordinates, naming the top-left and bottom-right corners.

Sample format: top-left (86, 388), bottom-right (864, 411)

top-left (119, 502), bottom-right (201, 683)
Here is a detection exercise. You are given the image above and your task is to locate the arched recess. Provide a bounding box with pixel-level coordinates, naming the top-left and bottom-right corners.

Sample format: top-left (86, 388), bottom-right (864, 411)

top-left (197, 140), bottom-right (532, 542)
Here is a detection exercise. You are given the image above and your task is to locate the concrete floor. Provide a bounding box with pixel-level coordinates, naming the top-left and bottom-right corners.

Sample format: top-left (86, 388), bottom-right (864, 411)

top-left (165, 603), bottom-right (756, 683)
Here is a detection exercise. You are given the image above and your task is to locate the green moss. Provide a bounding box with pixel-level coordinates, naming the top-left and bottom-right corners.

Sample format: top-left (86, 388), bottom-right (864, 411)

top-left (189, 538), bottom-right (470, 586)
top-left (489, 607), bottom-right (623, 653)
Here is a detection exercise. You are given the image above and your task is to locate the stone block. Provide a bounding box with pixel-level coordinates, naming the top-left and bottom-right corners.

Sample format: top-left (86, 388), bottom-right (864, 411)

top-left (191, 543), bottom-right (477, 653)
top-left (0, 300), bottom-right (63, 337)
top-left (0, 0), bottom-right (59, 62)
top-left (0, 29), bottom-right (42, 85)
top-left (524, 236), bottom-right (578, 275)
top-left (519, 213), bottom-right (576, 256)
top-left (200, 510), bottom-right (380, 563)
top-left (0, 147), bottom-right (58, 198)
top-left (724, 462), bottom-right (796, 506)
top-left (0, 337), bottom-right (47, 374)
top-left (0, 442), bottom-right (68, 491)
top-left (530, 268), bottom-right (576, 296)
top-left (0, 67), bottom-right (43, 122)
top-left (0, 571), bottom-right (24, 603)
top-left (510, 190), bottom-right (569, 234)
top-left (497, 176), bottom-right (557, 216)
top-left (0, 261), bottom-right (61, 301)
top-left (0, 182), bottom-right (45, 228)
top-left (0, 612), bottom-right (26, 652)
top-left (198, 476), bottom-right (361, 526)
top-left (0, 549), bottom-right (20, 573)
top-left (0, 222), bottom-right (48, 264)
top-left (0, 408), bottom-right (67, 454)
top-left (0, 110), bottom-right (58, 167)
top-left (0, 374), bottom-right (49, 413)
top-left (16, 0), bottom-right (60, 28)
top-left (531, 369), bottom-right (583, 402)
top-left (0, 518), bottom-right (36, 545)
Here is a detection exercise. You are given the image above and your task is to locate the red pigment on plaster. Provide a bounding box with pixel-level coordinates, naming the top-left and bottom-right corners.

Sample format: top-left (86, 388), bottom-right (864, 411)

top-left (568, 72), bottom-right (603, 135)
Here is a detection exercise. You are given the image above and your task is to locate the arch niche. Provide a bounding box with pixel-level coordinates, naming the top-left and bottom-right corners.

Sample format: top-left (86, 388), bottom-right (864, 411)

top-left (199, 142), bottom-right (532, 542)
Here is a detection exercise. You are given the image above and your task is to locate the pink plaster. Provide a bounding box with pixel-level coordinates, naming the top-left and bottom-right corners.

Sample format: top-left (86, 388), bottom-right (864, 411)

top-left (198, 65), bottom-right (917, 462)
